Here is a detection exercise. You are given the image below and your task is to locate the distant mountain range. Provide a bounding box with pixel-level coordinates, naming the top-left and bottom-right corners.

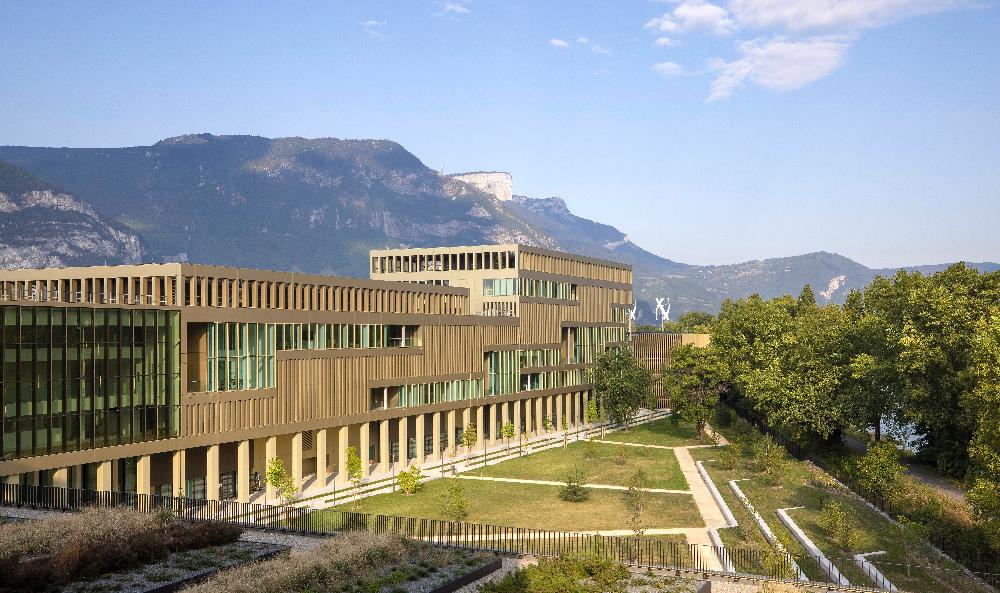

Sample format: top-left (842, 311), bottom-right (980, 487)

top-left (1, 134), bottom-right (995, 319)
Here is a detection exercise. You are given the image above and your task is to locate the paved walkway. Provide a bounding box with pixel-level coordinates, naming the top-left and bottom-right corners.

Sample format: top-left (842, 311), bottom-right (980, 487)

top-left (589, 439), bottom-right (715, 451)
top-left (456, 474), bottom-right (691, 495)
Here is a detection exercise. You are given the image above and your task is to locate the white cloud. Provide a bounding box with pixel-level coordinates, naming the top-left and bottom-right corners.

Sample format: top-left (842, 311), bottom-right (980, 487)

top-left (549, 38), bottom-right (569, 48)
top-left (652, 61), bottom-right (686, 78)
top-left (646, 1), bottom-right (735, 35)
top-left (436, 1), bottom-right (470, 16)
top-left (590, 44), bottom-right (610, 54)
top-left (728, 0), bottom-right (968, 32)
top-left (707, 35), bottom-right (852, 100)
top-left (655, 36), bottom-right (679, 46)
top-left (576, 36), bottom-right (590, 44)
top-left (362, 20), bottom-right (386, 39)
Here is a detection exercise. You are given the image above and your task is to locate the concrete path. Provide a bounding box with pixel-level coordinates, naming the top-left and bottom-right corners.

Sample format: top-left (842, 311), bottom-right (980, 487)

top-left (590, 439), bottom-right (715, 451)
top-left (456, 474), bottom-right (691, 495)
top-left (675, 447), bottom-right (728, 530)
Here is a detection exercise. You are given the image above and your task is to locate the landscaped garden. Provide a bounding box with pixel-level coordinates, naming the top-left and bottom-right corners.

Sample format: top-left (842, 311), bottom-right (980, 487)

top-left (323, 476), bottom-right (703, 532)
top-left (184, 531), bottom-right (496, 593)
top-left (0, 507), bottom-right (257, 593)
top-left (479, 553), bottom-right (706, 593)
top-left (597, 418), bottom-right (707, 448)
top-left (692, 409), bottom-right (996, 593)
top-left (474, 439), bottom-right (688, 490)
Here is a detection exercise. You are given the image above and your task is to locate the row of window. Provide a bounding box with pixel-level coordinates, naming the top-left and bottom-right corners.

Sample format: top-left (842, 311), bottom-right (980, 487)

top-left (372, 250), bottom-right (517, 274)
top-left (394, 378), bottom-right (484, 409)
top-left (571, 326), bottom-right (628, 364)
top-left (482, 278), bottom-right (518, 297)
top-left (520, 278), bottom-right (578, 300)
top-left (486, 350), bottom-right (520, 396)
top-left (519, 348), bottom-right (562, 368)
top-left (1, 306), bottom-right (180, 461)
top-left (520, 369), bottom-right (585, 392)
top-left (204, 322), bottom-right (420, 392)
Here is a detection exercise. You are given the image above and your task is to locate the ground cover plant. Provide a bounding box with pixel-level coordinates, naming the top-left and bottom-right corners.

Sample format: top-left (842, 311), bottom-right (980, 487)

top-left (692, 412), bottom-right (994, 593)
top-left (597, 418), bottom-right (705, 448)
top-left (0, 507), bottom-right (242, 593)
top-left (479, 553), bottom-right (703, 593)
top-left (475, 439), bottom-right (687, 490)
top-left (322, 478), bottom-right (703, 532)
top-left (183, 531), bottom-right (492, 593)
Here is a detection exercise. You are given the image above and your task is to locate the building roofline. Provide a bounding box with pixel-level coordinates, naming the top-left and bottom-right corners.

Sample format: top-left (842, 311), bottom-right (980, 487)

top-left (369, 244), bottom-right (632, 271)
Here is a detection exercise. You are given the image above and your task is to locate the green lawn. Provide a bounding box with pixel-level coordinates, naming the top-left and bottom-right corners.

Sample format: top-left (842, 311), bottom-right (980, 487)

top-left (319, 477), bottom-right (704, 532)
top-left (599, 418), bottom-right (706, 447)
top-left (689, 416), bottom-right (993, 593)
top-left (472, 440), bottom-right (688, 490)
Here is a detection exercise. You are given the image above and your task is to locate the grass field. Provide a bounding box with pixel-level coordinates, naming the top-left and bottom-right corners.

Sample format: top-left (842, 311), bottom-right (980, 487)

top-left (690, 416), bottom-right (993, 593)
top-left (598, 418), bottom-right (706, 447)
top-left (319, 477), bottom-right (703, 532)
top-left (472, 440), bottom-right (688, 490)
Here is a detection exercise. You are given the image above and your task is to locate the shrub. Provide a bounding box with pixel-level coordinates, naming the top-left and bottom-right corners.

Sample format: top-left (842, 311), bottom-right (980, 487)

top-left (441, 478), bottom-right (469, 522)
top-left (397, 464), bottom-right (423, 495)
top-left (480, 554), bottom-right (629, 593)
top-left (614, 445), bottom-right (630, 466)
top-left (719, 438), bottom-right (745, 470)
top-left (559, 467), bottom-right (591, 503)
top-left (855, 441), bottom-right (904, 501)
top-left (583, 439), bottom-right (598, 460)
top-left (819, 500), bottom-right (857, 550)
top-left (751, 434), bottom-right (786, 484)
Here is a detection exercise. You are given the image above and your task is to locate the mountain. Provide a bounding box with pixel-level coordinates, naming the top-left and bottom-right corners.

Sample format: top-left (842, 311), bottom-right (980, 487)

top-left (0, 135), bottom-right (994, 319)
top-left (0, 160), bottom-right (142, 269)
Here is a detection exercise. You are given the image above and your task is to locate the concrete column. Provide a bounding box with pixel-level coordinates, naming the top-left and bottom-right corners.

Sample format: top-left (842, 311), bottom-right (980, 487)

top-left (489, 404), bottom-right (498, 445)
top-left (501, 401), bottom-right (509, 428)
top-left (237, 440), bottom-right (250, 503)
top-left (475, 406), bottom-right (485, 447)
top-left (172, 450), bottom-right (186, 498)
top-left (446, 409), bottom-right (457, 456)
top-left (397, 416), bottom-right (408, 469)
top-left (549, 395), bottom-right (556, 427)
top-left (206, 444), bottom-right (220, 501)
top-left (557, 393), bottom-right (564, 430)
top-left (3, 474), bottom-right (20, 485)
top-left (265, 436), bottom-right (277, 499)
top-left (535, 398), bottom-right (544, 433)
top-left (96, 461), bottom-right (112, 492)
top-left (583, 392), bottom-right (591, 429)
top-left (337, 426), bottom-right (349, 485)
top-left (414, 413), bottom-right (425, 465)
top-left (524, 399), bottom-right (533, 436)
top-left (379, 419), bottom-right (390, 471)
top-left (360, 422), bottom-right (371, 478)
top-left (291, 432), bottom-right (303, 488)
top-left (315, 429), bottom-right (328, 488)
top-left (51, 467), bottom-right (68, 489)
top-left (514, 401), bottom-right (522, 438)
top-left (136, 455), bottom-right (151, 495)
top-left (72, 465), bottom-right (82, 489)
top-left (431, 412), bottom-right (442, 461)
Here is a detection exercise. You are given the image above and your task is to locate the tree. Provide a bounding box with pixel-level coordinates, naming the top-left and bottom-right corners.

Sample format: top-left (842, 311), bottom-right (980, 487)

top-left (624, 469), bottom-right (649, 537)
top-left (592, 348), bottom-right (652, 431)
top-left (501, 422), bottom-right (516, 452)
top-left (461, 422), bottom-right (478, 459)
top-left (561, 416), bottom-right (569, 448)
top-left (968, 308), bottom-right (1000, 546)
top-left (265, 457), bottom-right (297, 504)
top-left (585, 398), bottom-right (599, 435)
top-left (855, 441), bottom-right (904, 502)
top-left (397, 464), bottom-right (423, 495)
top-left (442, 478), bottom-right (469, 522)
top-left (543, 416), bottom-right (553, 432)
top-left (346, 446), bottom-right (363, 507)
top-left (661, 344), bottom-right (728, 436)
top-left (819, 500), bottom-right (857, 550)
top-left (559, 466), bottom-right (591, 502)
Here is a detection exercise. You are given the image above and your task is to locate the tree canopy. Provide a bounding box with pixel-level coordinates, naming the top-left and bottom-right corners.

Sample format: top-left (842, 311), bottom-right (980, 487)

top-left (591, 347), bottom-right (652, 429)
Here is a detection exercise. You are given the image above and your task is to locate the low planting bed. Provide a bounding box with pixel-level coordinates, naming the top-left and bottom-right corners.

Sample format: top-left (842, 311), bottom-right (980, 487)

top-left (62, 541), bottom-right (285, 593)
top-left (0, 507), bottom-right (245, 593)
top-left (480, 554), bottom-right (707, 593)
top-left (183, 531), bottom-right (498, 593)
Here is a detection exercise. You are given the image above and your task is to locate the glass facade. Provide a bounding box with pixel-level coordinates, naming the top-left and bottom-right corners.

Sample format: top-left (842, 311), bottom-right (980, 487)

top-left (206, 322), bottom-right (420, 392)
top-left (486, 350), bottom-right (519, 396)
top-left (571, 326), bottom-right (628, 364)
top-left (520, 278), bottom-right (577, 300)
top-left (482, 278), bottom-right (518, 297)
top-left (519, 348), bottom-right (562, 368)
top-left (397, 378), bottom-right (483, 408)
top-left (1, 306), bottom-right (180, 461)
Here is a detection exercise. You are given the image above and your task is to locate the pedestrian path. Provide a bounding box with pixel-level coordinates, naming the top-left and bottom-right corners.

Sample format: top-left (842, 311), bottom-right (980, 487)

top-left (456, 474), bottom-right (691, 495)
top-left (589, 439), bottom-right (715, 451)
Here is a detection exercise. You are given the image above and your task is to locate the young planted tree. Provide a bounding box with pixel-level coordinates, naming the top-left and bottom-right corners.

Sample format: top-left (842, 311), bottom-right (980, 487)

top-left (561, 416), bottom-right (569, 448)
top-left (265, 457), bottom-right (298, 504)
top-left (501, 422), bottom-right (516, 453)
top-left (559, 466), bottom-right (591, 502)
top-left (592, 348), bottom-right (652, 431)
top-left (461, 422), bottom-right (478, 462)
top-left (345, 446), bottom-right (364, 508)
top-left (442, 478), bottom-right (469, 522)
top-left (397, 464), bottom-right (423, 495)
top-left (624, 469), bottom-right (649, 537)
top-left (661, 344), bottom-right (728, 437)
top-left (585, 398), bottom-right (599, 437)
top-left (543, 416), bottom-right (553, 433)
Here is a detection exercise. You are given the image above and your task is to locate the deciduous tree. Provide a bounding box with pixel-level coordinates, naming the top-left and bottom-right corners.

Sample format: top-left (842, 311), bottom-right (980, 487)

top-left (592, 348), bottom-right (652, 431)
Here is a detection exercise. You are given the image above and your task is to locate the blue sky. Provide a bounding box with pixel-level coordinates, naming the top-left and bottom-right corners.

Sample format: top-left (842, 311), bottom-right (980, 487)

top-left (1, 1), bottom-right (998, 267)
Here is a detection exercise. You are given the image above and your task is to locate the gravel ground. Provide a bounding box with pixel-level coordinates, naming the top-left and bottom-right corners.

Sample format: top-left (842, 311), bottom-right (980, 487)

top-left (454, 555), bottom-right (534, 592)
top-left (238, 527), bottom-right (334, 550)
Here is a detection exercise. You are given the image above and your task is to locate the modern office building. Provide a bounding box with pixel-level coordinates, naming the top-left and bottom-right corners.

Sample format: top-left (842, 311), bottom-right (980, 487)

top-left (0, 244), bottom-right (633, 501)
top-left (629, 331), bottom-right (711, 407)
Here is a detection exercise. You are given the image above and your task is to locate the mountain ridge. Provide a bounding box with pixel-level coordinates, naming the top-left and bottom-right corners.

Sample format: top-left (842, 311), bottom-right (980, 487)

top-left (0, 134), bottom-right (994, 319)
